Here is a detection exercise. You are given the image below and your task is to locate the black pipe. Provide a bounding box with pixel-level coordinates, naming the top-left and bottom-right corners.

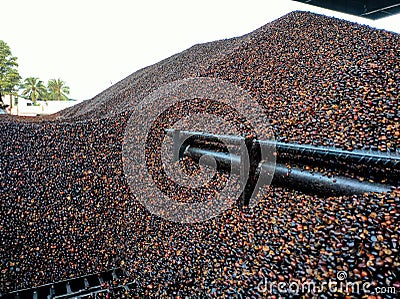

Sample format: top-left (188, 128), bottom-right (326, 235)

top-left (259, 139), bottom-right (400, 169)
top-left (165, 129), bottom-right (400, 169)
top-left (184, 146), bottom-right (392, 196)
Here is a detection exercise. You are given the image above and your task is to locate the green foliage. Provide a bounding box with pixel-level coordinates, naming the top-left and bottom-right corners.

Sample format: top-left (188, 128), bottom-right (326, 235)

top-left (0, 40), bottom-right (72, 109)
top-left (0, 40), bottom-right (21, 104)
top-left (47, 78), bottom-right (70, 101)
top-left (20, 77), bottom-right (47, 104)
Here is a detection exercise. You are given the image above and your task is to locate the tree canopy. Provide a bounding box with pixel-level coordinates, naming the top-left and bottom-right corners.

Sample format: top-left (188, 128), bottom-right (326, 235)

top-left (47, 78), bottom-right (70, 101)
top-left (0, 40), bottom-right (21, 108)
top-left (1, 39), bottom-right (72, 111)
top-left (20, 77), bottom-right (47, 104)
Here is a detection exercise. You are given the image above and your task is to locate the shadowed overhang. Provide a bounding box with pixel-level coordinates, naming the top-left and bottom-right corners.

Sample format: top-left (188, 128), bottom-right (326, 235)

top-left (292, 0), bottom-right (400, 19)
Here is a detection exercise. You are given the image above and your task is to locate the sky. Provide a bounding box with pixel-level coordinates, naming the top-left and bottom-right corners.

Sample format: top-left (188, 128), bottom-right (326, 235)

top-left (1, 0), bottom-right (399, 101)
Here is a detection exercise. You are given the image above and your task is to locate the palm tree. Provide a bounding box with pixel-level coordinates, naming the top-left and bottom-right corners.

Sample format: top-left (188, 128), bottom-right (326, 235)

top-left (47, 78), bottom-right (70, 101)
top-left (20, 77), bottom-right (47, 104)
